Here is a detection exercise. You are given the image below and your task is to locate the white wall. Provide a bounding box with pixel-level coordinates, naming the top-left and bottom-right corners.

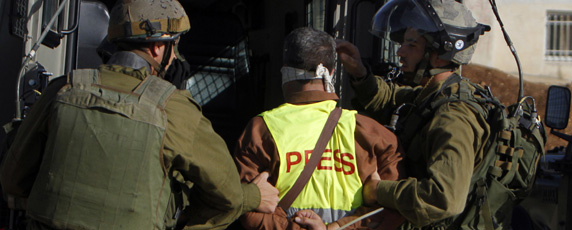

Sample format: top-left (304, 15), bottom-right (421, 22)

top-left (466, 0), bottom-right (572, 85)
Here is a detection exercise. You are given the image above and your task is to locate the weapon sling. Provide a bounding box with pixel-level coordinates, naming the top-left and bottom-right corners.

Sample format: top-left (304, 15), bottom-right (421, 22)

top-left (278, 107), bottom-right (342, 211)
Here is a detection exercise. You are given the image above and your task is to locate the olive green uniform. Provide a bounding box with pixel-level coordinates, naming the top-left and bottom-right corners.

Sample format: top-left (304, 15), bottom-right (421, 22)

top-left (0, 64), bottom-right (259, 229)
top-left (351, 73), bottom-right (490, 227)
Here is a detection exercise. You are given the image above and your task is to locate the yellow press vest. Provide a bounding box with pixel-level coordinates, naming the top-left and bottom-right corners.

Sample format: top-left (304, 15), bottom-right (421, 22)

top-left (261, 100), bottom-right (362, 224)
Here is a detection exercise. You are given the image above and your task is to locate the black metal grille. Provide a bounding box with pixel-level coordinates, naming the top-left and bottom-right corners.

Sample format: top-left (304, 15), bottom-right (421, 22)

top-left (10, 0), bottom-right (28, 39)
top-left (185, 39), bottom-right (250, 106)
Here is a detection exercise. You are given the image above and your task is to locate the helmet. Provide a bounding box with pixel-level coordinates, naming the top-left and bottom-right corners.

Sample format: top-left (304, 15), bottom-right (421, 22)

top-left (371, 0), bottom-right (490, 65)
top-left (107, 0), bottom-right (190, 43)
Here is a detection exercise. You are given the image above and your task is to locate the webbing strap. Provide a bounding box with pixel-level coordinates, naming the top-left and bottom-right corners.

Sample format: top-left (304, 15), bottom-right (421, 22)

top-left (426, 74), bottom-right (488, 118)
top-left (278, 107), bottom-right (343, 211)
top-left (131, 49), bottom-right (163, 76)
top-left (475, 179), bottom-right (494, 230)
top-left (412, 52), bottom-right (431, 84)
top-left (481, 191), bottom-right (494, 230)
top-left (420, 74), bottom-right (463, 114)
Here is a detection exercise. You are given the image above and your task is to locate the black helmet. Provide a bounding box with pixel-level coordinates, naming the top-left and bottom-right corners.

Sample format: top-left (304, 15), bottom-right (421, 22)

top-left (371, 0), bottom-right (490, 65)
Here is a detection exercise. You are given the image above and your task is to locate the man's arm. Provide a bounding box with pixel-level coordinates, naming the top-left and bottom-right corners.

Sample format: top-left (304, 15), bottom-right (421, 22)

top-left (357, 115), bottom-right (404, 182)
top-left (233, 117), bottom-right (299, 230)
top-left (163, 91), bottom-right (277, 229)
top-left (336, 40), bottom-right (417, 124)
top-left (330, 114), bottom-right (405, 229)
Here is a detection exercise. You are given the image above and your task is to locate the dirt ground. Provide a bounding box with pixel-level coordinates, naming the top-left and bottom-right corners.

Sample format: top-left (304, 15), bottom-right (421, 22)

top-left (461, 64), bottom-right (571, 151)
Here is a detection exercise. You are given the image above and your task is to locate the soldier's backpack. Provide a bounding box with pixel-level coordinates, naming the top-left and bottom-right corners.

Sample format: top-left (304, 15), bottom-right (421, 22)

top-left (394, 74), bottom-right (546, 229)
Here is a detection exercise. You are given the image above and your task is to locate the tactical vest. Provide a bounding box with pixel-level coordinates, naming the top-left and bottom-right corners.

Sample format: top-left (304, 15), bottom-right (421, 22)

top-left (261, 100), bottom-right (362, 224)
top-left (25, 69), bottom-right (177, 230)
top-left (394, 74), bottom-right (546, 230)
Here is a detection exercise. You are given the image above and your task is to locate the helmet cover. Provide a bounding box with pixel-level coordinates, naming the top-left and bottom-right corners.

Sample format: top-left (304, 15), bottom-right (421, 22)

top-left (107, 0), bottom-right (190, 43)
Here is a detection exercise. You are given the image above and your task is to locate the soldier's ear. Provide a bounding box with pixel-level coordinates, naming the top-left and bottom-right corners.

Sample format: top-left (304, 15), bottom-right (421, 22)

top-left (149, 42), bottom-right (165, 58)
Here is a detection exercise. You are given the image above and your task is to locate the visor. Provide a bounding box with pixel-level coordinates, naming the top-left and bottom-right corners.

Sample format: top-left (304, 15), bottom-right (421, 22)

top-left (371, 0), bottom-right (490, 63)
top-left (370, 0), bottom-right (441, 40)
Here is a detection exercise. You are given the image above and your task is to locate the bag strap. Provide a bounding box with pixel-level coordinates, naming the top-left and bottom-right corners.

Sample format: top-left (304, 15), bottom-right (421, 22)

top-left (278, 107), bottom-right (343, 211)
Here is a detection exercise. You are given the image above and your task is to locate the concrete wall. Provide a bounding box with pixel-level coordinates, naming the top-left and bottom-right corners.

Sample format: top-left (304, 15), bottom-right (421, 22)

top-left (466, 0), bottom-right (572, 85)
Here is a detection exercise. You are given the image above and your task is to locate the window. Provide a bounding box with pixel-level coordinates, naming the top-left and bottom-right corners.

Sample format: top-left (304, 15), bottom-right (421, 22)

top-left (370, 0), bottom-right (399, 66)
top-left (546, 11), bottom-right (572, 61)
top-left (185, 40), bottom-right (250, 106)
top-left (306, 0), bottom-right (326, 30)
top-left (42, 0), bottom-right (62, 30)
top-left (356, 0), bottom-right (398, 71)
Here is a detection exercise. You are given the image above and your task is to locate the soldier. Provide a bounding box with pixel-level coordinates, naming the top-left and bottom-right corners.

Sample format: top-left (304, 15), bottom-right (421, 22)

top-left (0, 0), bottom-right (279, 229)
top-left (336, 0), bottom-right (496, 228)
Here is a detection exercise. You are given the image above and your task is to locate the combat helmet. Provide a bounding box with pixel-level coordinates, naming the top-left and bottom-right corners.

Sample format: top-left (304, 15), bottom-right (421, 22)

top-left (107, 0), bottom-right (190, 43)
top-left (106, 0), bottom-right (190, 77)
top-left (371, 0), bottom-right (489, 84)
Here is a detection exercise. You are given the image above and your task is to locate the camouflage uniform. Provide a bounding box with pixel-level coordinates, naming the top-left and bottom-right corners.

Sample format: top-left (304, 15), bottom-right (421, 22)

top-left (2, 0), bottom-right (261, 228)
top-left (0, 61), bottom-right (260, 229)
top-left (351, 73), bottom-right (490, 228)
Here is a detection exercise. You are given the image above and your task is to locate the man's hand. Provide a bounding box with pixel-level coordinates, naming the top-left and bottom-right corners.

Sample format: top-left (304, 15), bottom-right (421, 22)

top-left (294, 210), bottom-right (329, 230)
top-left (336, 40), bottom-right (367, 79)
top-left (253, 171), bottom-right (279, 213)
top-left (363, 171), bottom-right (381, 206)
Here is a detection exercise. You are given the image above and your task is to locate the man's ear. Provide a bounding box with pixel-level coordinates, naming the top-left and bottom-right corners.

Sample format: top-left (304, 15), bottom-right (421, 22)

top-left (149, 42), bottom-right (164, 58)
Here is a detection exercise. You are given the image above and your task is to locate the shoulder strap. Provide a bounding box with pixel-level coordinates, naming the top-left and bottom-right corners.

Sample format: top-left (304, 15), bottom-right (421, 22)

top-left (69, 69), bottom-right (100, 90)
top-left (421, 74), bottom-right (498, 120)
top-left (134, 75), bottom-right (176, 109)
top-left (278, 107), bottom-right (343, 211)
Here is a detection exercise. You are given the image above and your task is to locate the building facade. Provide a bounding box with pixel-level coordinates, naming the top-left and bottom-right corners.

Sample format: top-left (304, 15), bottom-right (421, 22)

top-left (467, 0), bottom-right (572, 85)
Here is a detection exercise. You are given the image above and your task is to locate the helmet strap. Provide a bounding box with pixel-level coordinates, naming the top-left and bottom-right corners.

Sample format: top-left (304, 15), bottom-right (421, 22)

top-left (412, 51), bottom-right (431, 85)
top-left (173, 43), bottom-right (185, 61)
top-left (128, 41), bottom-right (175, 78)
top-left (157, 41), bottom-right (174, 78)
top-left (130, 49), bottom-right (164, 77)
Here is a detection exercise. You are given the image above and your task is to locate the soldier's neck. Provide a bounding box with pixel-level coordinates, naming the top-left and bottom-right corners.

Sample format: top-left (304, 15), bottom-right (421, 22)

top-left (106, 51), bottom-right (152, 74)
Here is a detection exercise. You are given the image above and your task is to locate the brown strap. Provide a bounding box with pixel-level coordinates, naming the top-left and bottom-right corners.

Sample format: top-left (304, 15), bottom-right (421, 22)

top-left (278, 107), bottom-right (343, 211)
top-left (130, 49), bottom-right (164, 76)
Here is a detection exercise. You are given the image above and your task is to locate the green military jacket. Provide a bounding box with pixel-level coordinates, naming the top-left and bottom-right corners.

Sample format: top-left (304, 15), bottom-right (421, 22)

top-left (1, 64), bottom-right (260, 229)
top-left (351, 73), bottom-right (490, 228)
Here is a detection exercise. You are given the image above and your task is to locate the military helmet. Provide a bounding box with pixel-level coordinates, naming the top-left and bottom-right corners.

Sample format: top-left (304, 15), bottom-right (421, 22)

top-left (107, 0), bottom-right (190, 43)
top-left (371, 0), bottom-right (489, 64)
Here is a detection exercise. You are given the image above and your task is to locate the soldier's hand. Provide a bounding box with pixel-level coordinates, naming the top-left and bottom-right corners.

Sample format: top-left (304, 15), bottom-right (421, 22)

top-left (363, 171), bottom-right (381, 206)
top-left (253, 171), bottom-right (279, 213)
top-left (336, 40), bottom-right (367, 79)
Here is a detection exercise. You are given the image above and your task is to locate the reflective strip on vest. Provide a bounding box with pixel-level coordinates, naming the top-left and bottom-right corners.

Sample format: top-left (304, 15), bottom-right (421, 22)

top-left (261, 100), bottom-right (362, 224)
top-left (26, 69), bottom-right (176, 229)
